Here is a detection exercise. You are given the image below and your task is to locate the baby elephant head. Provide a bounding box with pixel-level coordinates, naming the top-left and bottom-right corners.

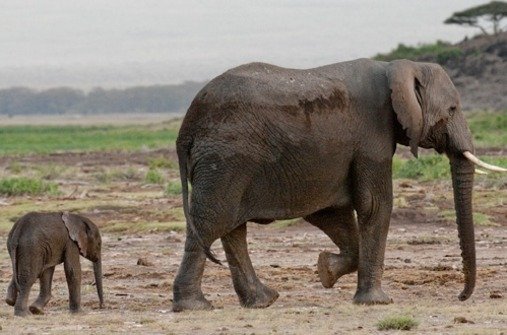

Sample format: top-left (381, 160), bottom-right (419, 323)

top-left (62, 212), bottom-right (104, 308)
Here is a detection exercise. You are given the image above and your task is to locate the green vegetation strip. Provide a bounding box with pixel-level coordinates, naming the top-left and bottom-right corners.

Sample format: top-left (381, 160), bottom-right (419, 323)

top-left (0, 124), bottom-right (179, 155)
top-left (374, 40), bottom-right (462, 63)
top-left (0, 177), bottom-right (58, 196)
top-left (467, 112), bottom-right (507, 148)
top-left (0, 113), bottom-right (504, 156)
top-left (393, 155), bottom-right (507, 181)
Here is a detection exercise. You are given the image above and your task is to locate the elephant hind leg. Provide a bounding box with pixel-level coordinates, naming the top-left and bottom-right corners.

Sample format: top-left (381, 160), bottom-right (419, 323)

top-left (173, 226), bottom-right (216, 312)
top-left (14, 275), bottom-right (37, 316)
top-left (222, 223), bottom-right (279, 308)
top-left (305, 206), bottom-right (359, 288)
top-left (5, 278), bottom-right (18, 306)
top-left (29, 266), bottom-right (55, 315)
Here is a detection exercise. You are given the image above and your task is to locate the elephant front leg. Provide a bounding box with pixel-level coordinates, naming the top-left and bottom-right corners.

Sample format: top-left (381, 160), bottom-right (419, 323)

top-left (352, 160), bottom-right (393, 305)
top-left (64, 248), bottom-right (82, 313)
top-left (305, 206), bottom-right (359, 288)
top-left (222, 223), bottom-right (279, 308)
top-left (5, 278), bottom-right (18, 306)
top-left (29, 266), bottom-right (55, 314)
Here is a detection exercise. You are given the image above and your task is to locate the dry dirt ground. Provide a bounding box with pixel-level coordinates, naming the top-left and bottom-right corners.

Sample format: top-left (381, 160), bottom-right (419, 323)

top-left (0, 150), bottom-right (505, 334)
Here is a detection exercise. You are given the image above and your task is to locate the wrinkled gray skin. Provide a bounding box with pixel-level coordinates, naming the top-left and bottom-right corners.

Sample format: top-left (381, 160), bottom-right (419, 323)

top-left (173, 59), bottom-right (476, 311)
top-left (6, 212), bottom-right (104, 316)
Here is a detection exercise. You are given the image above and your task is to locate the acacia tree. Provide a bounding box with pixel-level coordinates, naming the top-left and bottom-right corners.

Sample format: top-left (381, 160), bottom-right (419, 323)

top-left (444, 1), bottom-right (507, 35)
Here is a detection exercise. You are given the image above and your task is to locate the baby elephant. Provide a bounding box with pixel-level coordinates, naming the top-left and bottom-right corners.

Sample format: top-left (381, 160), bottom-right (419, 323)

top-left (6, 212), bottom-right (104, 316)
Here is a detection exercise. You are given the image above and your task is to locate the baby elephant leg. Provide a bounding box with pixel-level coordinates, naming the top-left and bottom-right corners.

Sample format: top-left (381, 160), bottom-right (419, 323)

top-left (29, 266), bottom-right (56, 315)
top-left (64, 247), bottom-right (82, 313)
top-left (14, 276), bottom-right (37, 317)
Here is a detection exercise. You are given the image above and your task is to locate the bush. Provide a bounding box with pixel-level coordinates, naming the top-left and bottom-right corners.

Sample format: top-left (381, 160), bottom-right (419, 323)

top-left (394, 155), bottom-right (450, 181)
top-left (0, 177), bottom-right (58, 196)
top-left (166, 180), bottom-right (182, 195)
top-left (377, 315), bottom-right (418, 331)
top-left (148, 156), bottom-right (177, 169)
top-left (374, 41), bottom-right (462, 64)
top-left (145, 168), bottom-right (164, 184)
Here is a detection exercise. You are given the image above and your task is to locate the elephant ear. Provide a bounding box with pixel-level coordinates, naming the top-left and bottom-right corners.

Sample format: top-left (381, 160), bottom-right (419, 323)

top-left (387, 60), bottom-right (424, 158)
top-left (62, 212), bottom-right (88, 258)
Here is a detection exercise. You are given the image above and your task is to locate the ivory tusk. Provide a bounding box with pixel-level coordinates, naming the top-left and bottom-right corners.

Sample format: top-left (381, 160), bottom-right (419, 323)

top-left (463, 151), bottom-right (507, 172)
top-left (475, 169), bottom-right (488, 175)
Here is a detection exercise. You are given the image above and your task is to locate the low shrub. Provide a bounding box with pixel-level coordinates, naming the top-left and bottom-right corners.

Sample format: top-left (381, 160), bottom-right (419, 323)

top-left (0, 177), bottom-right (58, 196)
top-left (166, 180), bottom-right (182, 195)
top-left (145, 168), bottom-right (164, 184)
top-left (377, 315), bottom-right (418, 331)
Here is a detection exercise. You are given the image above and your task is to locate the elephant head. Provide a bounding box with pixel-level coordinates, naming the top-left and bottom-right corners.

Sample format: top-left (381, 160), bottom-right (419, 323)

top-left (63, 212), bottom-right (104, 308)
top-left (387, 60), bottom-right (506, 301)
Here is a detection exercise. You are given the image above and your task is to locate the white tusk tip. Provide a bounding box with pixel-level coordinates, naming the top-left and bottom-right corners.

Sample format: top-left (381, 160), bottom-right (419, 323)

top-left (463, 151), bottom-right (507, 172)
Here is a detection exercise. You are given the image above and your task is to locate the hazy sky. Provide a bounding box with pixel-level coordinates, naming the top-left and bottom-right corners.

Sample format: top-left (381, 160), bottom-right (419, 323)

top-left (0, 0), bottom-right (487, 88)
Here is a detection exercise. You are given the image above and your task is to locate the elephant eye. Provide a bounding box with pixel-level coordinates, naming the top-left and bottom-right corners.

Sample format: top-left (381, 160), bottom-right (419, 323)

top-left (449, 106), bottom-right (457, 116)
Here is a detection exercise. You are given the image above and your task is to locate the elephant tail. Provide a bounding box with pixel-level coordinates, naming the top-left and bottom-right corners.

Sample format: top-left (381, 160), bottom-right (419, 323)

top-left (9, 243), bottom-right (20, 291)
top-left (177, 139), bottom-right (222, 265)
top-left (7, 227), bottom-right (21, 291)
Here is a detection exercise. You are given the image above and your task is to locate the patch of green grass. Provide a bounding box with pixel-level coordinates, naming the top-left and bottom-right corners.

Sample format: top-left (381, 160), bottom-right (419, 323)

top-left (103, 221), bottom-right (185, 233)
top-left (145, 168), bottom-right (164, 184)
top-left (374, 40), bottom-right (462, 63)
top-left (34, 164), bottom-right (67, 180)
top-left (393, 155), bottom-right (449, 181)
top-left (273, 218), bottom-right (303, 228)
top-left (0, 124), bottom-right (179, 156)
top-left (149, 156), bottom-right (177, 169)
top-left (440, 210), bottom-right (499, 226)
top-left (473, 212), bottom-right (497, 226)
top-left (0, 177), bottom-right (58, 196)
top-left (166, 180), bottom-right (182, 195)
top-left (94, 167), bottom-right (141, 183)
top-left (467, 112), bottom-right (507, 148)
top-left (7, 161), bottom-right (23, 174)
top-left (377, 315), bottom-right (418, 331)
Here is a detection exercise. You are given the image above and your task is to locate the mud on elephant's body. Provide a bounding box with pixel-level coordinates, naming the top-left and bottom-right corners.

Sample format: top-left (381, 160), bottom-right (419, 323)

top-left (173, 58), bottom-right (506, 312)
top-left (6, 212), bottom-right (104, 316)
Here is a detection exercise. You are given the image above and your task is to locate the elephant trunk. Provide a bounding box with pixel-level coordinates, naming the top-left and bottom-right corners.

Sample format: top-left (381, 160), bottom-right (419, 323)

top-left (93, 258), bottom-right (104, 308)
top-left (449, 154), bottom-right (476, 301)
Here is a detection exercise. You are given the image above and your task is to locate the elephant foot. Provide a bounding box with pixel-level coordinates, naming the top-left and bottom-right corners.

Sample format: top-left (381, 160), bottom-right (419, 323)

top-left (317, 251), bottom-right (357, 288)
top-left (5, 297), bottom-right (16, 306)
top-left (353, 287), bottom-right (393, 305)
top-left (173, 294), bottom-right (213, 312)
top-left (239, 283), bottom-right (279, 309)
top-left (14, 309), bottom-right (29, 317)
top-left (69, 307), bottom-right (83, 314)
top-left (29, 304), bottom-right (45, 315)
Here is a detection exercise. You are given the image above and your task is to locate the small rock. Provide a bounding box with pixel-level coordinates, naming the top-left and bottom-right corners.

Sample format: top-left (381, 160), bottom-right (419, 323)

top-left (404, 258), bottom-right (412, 263)
top-left (454, 316), bottom-right (474, 324)
top-left (490, 291), bottom-right (503, 299)
top-left (137, 258), bottom-right (153, 266)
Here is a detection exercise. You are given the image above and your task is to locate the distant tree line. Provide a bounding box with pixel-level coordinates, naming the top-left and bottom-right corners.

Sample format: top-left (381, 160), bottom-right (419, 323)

top-left (0, 81), bottom-right (206, 116)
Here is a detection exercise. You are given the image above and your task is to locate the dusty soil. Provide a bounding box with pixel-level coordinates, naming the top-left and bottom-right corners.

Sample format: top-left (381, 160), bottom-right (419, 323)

top-left (0, 150), bottom-right (505, 334)
top-left (0, 113), bottom-right (177, 126)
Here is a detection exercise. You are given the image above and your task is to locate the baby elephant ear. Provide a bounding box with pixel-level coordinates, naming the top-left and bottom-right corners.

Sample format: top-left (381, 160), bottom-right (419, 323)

top-left (62, 212), bottom-right (88, 258)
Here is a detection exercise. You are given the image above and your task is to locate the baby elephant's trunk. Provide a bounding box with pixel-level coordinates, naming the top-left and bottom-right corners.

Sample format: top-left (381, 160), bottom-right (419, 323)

top-left (93, 259), bottom-right (104, 308)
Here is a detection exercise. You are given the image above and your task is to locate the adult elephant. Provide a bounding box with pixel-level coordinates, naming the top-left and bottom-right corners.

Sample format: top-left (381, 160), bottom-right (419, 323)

top-left (172, 58), bottom-right (506, 312)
